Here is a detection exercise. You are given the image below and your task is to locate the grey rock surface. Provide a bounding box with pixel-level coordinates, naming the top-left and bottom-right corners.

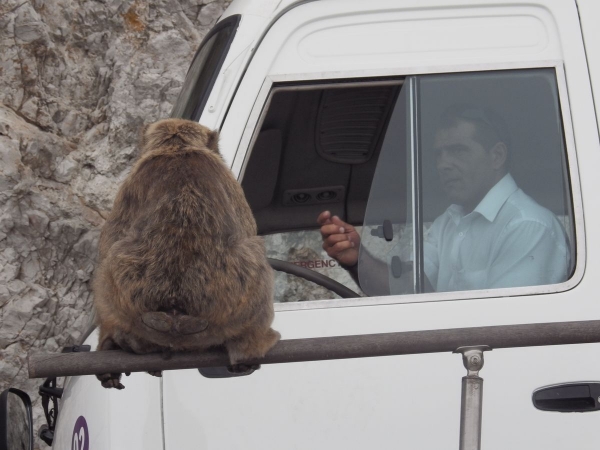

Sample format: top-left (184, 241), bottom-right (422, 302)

top-left (0, 0), bottom-right (229, 444)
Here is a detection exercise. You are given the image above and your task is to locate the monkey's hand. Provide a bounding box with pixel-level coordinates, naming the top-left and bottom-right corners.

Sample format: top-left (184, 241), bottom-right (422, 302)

top-left (96, 372), bottom-right (126, 390)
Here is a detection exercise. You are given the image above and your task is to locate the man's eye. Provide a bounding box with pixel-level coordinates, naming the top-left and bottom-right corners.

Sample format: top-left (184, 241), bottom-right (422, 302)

top-left (434, 147), bottom-right (468, 159)
top-left (447, 147), bottom-right (469, 156)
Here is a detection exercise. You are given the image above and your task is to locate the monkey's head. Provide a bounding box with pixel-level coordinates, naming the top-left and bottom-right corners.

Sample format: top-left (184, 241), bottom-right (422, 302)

top-left (138, 119), bottom-right (219, 157)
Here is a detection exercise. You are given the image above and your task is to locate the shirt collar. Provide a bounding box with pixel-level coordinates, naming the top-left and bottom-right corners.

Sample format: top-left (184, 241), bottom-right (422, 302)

top-left (474, 173), bottom-right (518, 222)
top-left (447, 173), bottom-right (518, 223)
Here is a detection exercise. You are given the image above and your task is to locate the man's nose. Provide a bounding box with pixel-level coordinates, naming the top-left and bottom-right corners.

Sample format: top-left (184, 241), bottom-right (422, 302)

top-left (436, 149), bottom-right (453, 171)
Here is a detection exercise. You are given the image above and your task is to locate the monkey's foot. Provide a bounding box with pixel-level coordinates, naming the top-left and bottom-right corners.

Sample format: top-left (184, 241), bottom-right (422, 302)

top-left (96, 372), bottom-right (125, 390)
top-left (227, 364), bottom-right (261, 375)
top-left (142, 311), bottom-right (174, 332)
top-left (174, 315), bottom-right (209, 335)
top-left (147, 371), bottom-right (163, 377)
top-left (226, 328), bottom-right (281, 364)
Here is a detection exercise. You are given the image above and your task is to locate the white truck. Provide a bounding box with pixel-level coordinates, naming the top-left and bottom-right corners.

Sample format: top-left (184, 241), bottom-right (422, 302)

top-left (4, 0), bottom-right (600, 448)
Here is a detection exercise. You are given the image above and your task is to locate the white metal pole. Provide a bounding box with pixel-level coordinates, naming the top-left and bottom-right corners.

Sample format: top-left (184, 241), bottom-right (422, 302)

top-left (455, 346), bottom-right (491, 450)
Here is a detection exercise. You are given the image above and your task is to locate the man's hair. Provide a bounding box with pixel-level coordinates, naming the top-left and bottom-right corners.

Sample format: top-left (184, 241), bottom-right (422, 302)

top-left (438, 104), bottom-right (512, 167)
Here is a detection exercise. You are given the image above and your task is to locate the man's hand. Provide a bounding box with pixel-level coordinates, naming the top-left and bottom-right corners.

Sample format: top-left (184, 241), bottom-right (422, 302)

top-left (317, 211), bottom-right (360, 267)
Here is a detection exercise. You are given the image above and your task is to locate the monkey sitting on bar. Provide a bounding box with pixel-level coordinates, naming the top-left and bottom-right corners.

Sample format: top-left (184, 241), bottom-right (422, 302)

top-left (92, 118), bottom-right (280, 389)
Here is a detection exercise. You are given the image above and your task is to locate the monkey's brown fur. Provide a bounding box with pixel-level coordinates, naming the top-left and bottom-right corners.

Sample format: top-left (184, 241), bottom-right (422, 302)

top-left (93, 119), bottom-right (279, 389)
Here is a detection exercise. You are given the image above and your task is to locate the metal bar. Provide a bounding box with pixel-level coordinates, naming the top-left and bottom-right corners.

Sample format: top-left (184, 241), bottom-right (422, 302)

top-left (455, 346), bottom-right (489, 450)
top-left (409, 76), bottom-right (424, 294)
top-left (28, 319), bottom-right (600, 379)
top-left (459, 376), bottom-right (484, 450)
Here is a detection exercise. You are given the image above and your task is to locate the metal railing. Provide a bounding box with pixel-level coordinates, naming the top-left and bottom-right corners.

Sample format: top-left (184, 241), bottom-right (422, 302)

top-left (28, 319), bottom-right (600, 379)
top-left (28, 319), bottom-right (600, 450)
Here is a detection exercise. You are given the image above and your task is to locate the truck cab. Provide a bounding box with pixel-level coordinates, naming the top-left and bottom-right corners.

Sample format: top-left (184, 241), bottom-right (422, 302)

top-left (15, 0), bottom-right (600, 448)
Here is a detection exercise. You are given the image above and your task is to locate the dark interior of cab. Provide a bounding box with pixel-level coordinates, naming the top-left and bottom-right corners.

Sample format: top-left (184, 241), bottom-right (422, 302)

top-left (242, 84), bottom-right (399, 235)
top-left (241, 75), bottom-right (572, 240)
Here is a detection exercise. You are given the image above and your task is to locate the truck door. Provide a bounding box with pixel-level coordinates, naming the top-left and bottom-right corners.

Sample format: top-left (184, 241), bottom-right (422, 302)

top-left (164, 1), bottom-right (600, 448)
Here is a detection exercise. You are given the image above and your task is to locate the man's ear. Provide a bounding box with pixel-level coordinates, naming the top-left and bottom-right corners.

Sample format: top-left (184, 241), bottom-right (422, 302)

top-left (205, 129), bottom-right (220, 152)
top-left (490, 142), bottom-right (508, 170)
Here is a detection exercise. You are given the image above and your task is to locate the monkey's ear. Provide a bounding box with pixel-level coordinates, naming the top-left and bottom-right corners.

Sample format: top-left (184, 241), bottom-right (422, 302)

top-left (135, 124), bottom-right (150, 158)
top-left (138, 124), bottom-right (150, 146)
top-left (205, 130), bottom-right (220, 153)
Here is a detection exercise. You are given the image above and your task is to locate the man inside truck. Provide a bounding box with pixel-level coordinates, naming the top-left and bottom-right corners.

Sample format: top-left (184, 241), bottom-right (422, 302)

top-left (318, 105), bottom-right (570, 295)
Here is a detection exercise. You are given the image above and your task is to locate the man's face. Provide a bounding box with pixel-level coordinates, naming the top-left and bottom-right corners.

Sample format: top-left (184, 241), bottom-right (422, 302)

top-left (433, 119), bottom-right (498, 212)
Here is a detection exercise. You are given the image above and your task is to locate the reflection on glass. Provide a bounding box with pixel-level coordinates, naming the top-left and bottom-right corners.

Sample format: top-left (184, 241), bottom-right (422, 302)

top-left (359, 69), bottom-right (574, 296)
top-left (417, 70), bottom-right (572, 292)
top-left (264, 230), bottom-right (363, 302)
top-left (358, 80), bottom-right (415, 296)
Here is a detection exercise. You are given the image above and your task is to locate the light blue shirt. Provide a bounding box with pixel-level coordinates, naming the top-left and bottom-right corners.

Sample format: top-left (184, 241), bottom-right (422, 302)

top-left (421, 174), bottom-right (569, 292)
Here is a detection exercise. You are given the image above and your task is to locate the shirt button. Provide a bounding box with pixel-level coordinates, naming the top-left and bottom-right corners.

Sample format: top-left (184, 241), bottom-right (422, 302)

top-left (459, 232), bottom-right (464, 237)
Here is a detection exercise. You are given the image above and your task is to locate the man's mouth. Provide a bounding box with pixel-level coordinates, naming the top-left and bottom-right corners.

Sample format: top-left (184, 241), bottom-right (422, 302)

top-left (442, 177), bottom-right (461, 188)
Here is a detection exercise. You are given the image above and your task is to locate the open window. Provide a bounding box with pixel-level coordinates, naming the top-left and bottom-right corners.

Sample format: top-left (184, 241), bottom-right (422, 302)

top-left (241, 69), bottom-right (577, 304)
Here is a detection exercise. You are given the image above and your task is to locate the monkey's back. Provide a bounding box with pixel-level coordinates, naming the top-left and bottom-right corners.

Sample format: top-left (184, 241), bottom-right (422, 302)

top-left (94, 145), bottom-right (274, 353)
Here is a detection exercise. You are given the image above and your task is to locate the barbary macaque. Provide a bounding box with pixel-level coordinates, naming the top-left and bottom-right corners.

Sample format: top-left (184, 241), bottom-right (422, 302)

top-left (92, 119), bottom-right (280, 389)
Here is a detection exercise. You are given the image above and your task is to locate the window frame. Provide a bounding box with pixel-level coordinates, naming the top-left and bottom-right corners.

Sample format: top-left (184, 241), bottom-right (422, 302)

top-left (170, 14), bottom-right (241, 121)
top-left (234, 62), bottom-right (585, 312)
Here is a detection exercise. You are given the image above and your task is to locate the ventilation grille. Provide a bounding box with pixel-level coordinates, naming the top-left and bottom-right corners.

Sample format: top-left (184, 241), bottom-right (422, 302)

top-left (282, 186), bottom-right (345, 207)
top-left (316, 85), bottom-right (399, 164)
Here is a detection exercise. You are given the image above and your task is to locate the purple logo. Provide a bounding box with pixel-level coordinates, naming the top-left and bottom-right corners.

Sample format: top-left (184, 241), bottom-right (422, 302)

top-left (72, 416), bottom-right (89, 450)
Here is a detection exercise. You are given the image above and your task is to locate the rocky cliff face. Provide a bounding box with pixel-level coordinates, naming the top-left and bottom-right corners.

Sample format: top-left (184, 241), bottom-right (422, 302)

top-left (0, 0), bottom-right (229, 441)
